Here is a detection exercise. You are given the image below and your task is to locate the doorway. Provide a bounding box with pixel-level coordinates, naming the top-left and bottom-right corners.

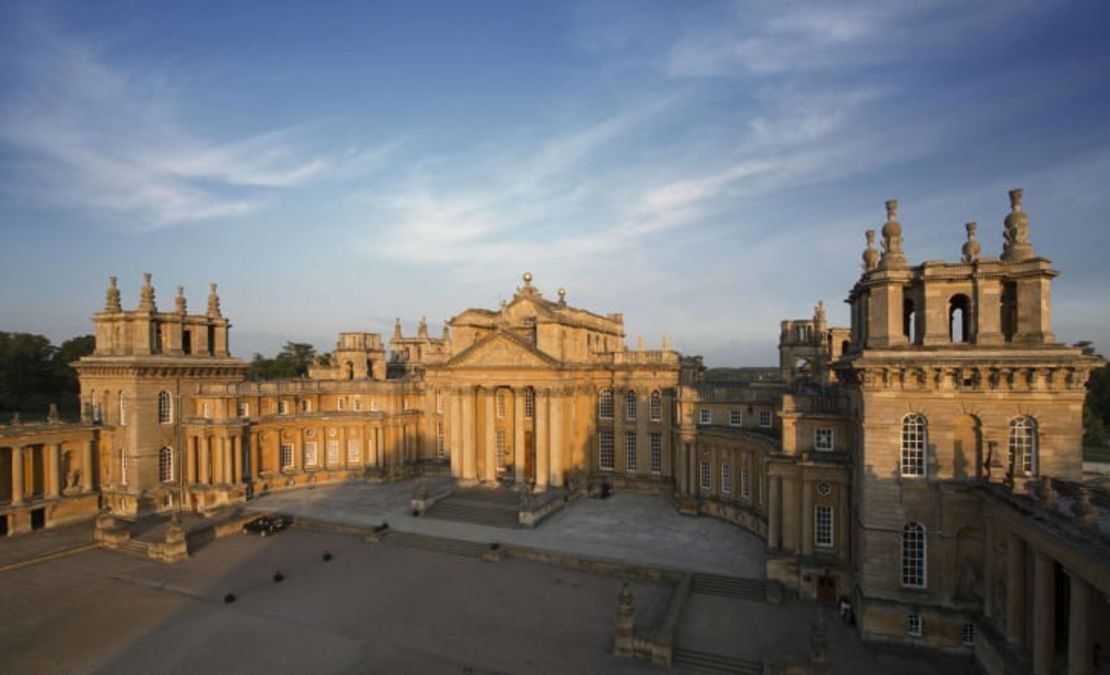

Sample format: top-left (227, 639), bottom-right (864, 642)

top-left (816, 575), bottom-right (838, 604)
top-left (30, 508), bottom-right (46, 531)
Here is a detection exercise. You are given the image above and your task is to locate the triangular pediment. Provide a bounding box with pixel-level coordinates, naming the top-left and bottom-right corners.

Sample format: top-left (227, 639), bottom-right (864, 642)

top-left (445, 330), bottom-right (559, 369)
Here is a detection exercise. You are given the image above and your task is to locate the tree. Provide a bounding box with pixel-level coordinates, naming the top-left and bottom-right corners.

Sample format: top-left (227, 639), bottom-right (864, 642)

top-left (278, 342), bottom-right (316, 376)
top-left (0, 332), bottom-right (93, 417)
top-left (1084, 363), bottom-right (1110, 447)
top-left (246, 352), bottom-right (299, 380)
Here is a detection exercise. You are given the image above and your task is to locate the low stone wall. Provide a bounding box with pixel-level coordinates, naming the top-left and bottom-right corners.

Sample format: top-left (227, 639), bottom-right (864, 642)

top-left (518, 488), bottom-right (582, 528)
top-left (410, 485), bottom-right (453, 516)
top-left (502, 545), bottom-right (686, 583)
top-left (697, 498), bottom-right (767, 539)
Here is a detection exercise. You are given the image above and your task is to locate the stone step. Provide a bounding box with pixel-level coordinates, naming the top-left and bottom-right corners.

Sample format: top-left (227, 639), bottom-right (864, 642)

top-left (423, 500), bottom-right (521, 528)
top-left (672, 647), bottom-right (762, 675)
top-left (691, 573), bottom-right (765, 601)
top-left (116, 539), bottom-right (151, 559)
top-left (451, 488), bottom-right (521, 505)
top-left (382, 531), bottom-right (490, 559)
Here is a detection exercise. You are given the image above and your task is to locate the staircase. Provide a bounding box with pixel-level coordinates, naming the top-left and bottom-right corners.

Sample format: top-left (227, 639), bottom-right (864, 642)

top-left (422, 487), bottom-right (521, 529)
top-left (672, 648), bottom-right (762, 675)
top-left (381, 531), bottom-right (491, 559)
top-left (690, 573), bottom-right (766, 601)
top-left (115, 539), bottom-right (152, 559)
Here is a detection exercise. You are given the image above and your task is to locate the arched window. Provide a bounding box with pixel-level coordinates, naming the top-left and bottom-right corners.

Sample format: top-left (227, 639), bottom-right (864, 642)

top-left (901, 522), bottom-right (927, 588)
top-left (598, 389), bottom-right (614, 420)
top-left (903, 298), bottom-right (917, 344)
top-left (157, 391), bottom-right (172, 424)
top-left (650, 391), bottom-right (662, 422)
top-left (158, 447), bottom-right (173, 483)
top-left (624, 390), bottom-right (637, 421)
top-left (1009, 416), bottom-right (1038, 476)
top-left (949, 294), bottom-right (971, 343)
top-left (900, 413), bottom-right (927, 477)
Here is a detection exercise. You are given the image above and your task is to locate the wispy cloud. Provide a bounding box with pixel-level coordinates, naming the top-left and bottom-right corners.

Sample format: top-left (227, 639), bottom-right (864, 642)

top-left (0, 13), bottom-right (367, 230)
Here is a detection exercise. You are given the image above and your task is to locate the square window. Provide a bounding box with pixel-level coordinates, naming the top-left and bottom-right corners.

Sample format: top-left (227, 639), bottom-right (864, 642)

top-left (815, 428), bottom-right (834, 451)
top-left (729, 410), bottom-right (743, 427)
top-left (961, 623), bottom-right (975, 646)
top-left (759, 410), bottom-right (772, 428)
top-left (699, 408), bottom-right (712, 425)
top-left (278, 400), bottom-right (289, 415)
top-left (906, 614), bottom-right (922, 637)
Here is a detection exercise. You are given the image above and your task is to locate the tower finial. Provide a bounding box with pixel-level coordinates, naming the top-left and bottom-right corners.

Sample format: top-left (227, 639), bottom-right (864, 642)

top-left (393, 317), bottom-right (402, 340)
top-left (175, 285), bottom-right (187, 314)
top-left (879, 200), bottom-right (906, 268)
top-left (1001, 187), bottom-right (1033, 262)
top-left (557, 287), bottom-right (566, 305)
top-left (962, 222), bottom-right (981, 263)
top-left (862, 230), bottom-right (879, 271)
top-left (138, 273), bottom-right (156, 312)
top-left (206, 282), bottom-right (221, 318)
top-left (105, 276), bottom-right (121, 312)
top-left (523, 271), bottom-right (533, 286)
top-left (418, 316), bottom-right (428, 338)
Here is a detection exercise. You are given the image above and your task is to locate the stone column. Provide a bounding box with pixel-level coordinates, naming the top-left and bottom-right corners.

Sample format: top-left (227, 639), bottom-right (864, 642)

top-left (768, 474), bottom-right (781, 550)
top-left (514, 388), bottom-right (526, 483)
top-left (536, 389), bottom-right (549, 490)
top-left (801, 477), bottom-right (814, 557)
top-left (1067, 571), bottom-right (1092, 675)
top-left (449, 389), bottom-right (462, 478)
top-left (232, 435), bottom-right (242, 484)
top-left (462, 388), bottom-right (476, 481)
top-left (46, 443), bottom-right (61, 498)
top-left (11, 445), bottom-right (24, 504)
top-left (483, 388), bottom-right (496, 482)
top-left (1032, 550), bottom-right (1055, 675)
top-left (1006, 532), bottom-right (1025, 645)
top-left (187, 437), bottom-right (197, 484)
top-left (223, 437), bottom-right (233, 483)
top-left (550, 390), bottom-right (564, 487)
top-left (198, 436), bottom-right (210, 485)
top-left (82, 440), bottom-right (94, 491)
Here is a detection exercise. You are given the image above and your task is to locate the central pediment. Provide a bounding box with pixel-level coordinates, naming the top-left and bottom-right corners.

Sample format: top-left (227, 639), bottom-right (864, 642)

top-left (445, 331), bottom-right (559, 369)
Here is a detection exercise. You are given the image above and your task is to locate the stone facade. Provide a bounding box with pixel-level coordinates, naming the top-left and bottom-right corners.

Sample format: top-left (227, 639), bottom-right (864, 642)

top-left (0, 188), bottom-right (1105, 674)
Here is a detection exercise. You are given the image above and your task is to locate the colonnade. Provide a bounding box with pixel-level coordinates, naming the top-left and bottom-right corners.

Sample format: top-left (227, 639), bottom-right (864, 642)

top-left (445, 385), bottom-right (565, 489)
top-left (185, 435), bottom-right (244, 485)
top-left (2, 440), bottom-right (95, 504)
top-left (992, 529), bottom-right (1099, 675)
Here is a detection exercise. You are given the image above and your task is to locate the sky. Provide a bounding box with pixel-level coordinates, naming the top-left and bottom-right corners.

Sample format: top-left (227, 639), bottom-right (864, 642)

top-left (1, 1), bottom-right (1109, 366)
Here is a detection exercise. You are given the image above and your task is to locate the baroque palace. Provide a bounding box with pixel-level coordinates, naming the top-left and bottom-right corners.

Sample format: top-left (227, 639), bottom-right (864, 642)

top-left (1, 189), bottom-right (1107, 675)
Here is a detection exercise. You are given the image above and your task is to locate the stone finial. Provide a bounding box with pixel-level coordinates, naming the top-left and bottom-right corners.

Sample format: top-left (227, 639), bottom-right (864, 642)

top-left (393, 317), bottom-right (402, 340)
top-left (1037, 476), bottom-right (1058, 508)
top-left (558, 287), bottom-right (566, 305)
top-left (175, 286), bottom-right (187, 314)
top-left (862, 230), bottom-right (879, 271)
top-left (138, 273), bottom-right (156, 312)
top-left (962, 221), bottom-right (981, 263)
top-left (417, 316), bottom-right (428, 338)
top-left (814, 300), bottom-right (826, 325)
top-left (1071, 487), bottom-right (1098, 527)
top-left (522, 271), bottom-right (533, 286)
top-left (47, 403), bottom-right (59, 423)
top-left (442, 321), bottom-right (451, 341)
top-left (879, 199), bottom-right (906, 268)
top-left (104, 276), bottom-right (122, 312)
top-left (662, 334), bottom-right (672, 351)
top-left (206, 283), bottom-right (222, 318)
top-left (1001, 187), bottom-right (1033, 262)
top-left (637, 336), bottom-right (646, 352)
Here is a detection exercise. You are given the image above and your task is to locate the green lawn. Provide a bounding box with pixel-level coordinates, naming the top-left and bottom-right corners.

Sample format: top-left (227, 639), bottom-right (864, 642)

top-left (1084, 445), bottom-right (1110, 463)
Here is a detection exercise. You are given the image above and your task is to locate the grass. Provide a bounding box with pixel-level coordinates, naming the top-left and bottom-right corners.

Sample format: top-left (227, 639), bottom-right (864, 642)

top-left (1084, 445), bottom-right (1110, 463)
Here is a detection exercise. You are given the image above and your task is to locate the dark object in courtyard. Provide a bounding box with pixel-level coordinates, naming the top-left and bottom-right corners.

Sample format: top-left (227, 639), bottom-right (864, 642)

top-left (323, 551), bottom-right (332, 562)
top-left (600, 483), bottom-right (612, 499)
top-left (273, 570), bottom-right (284, 583)
top-left (224, 593), bottom-right (236, 604)
top-left (242, 514), bottom-right (292, 536)
top-left (489, 543), bottom-right (500, 551)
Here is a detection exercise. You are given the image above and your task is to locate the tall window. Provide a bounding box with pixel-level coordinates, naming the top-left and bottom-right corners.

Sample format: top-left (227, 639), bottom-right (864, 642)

top-left (301, 400), bottom-right (312, 413)
top-left (721, 463), bottom-right (732, 495)
top-left (436, 422), bottom-right (445, 459)
top-left (650, 391), bottom-right (662, 422)
top-left (496, 389), bottom-right (507, 418)
top-left (699, 408), bottom-right (712, 425)
top-left (202, 403), bottom-right (211, 419)
top-left (304, 441), bottom-right (318, 467)
top-left (625, 432), bottom-right (637, 474)
top-left (599, 429), bottom-right (614, 471)
top-left (901, 522), bottom-right (927, 589)
top-left (158, 447), bottom-right (173, 483)
top-left (815, 428), bottom-right (834, 451)
top-left (120, 448), bottom-right (127, 485)
top-left (900, 414), bottom-right (927, 477)
top-left (338, 397), bottom-right (345, 411)
top-left (496, 429), bottom-right (507, 460)
top-left (326, 439), bottom-right (339, 466)
top-left (1009, 416), bottom-right (1038, 476)
top-left (740, 466), bottom-right (750, 499)
top-left (729, 410), bottom-right (743, 427)
top-left (353, 397), bottom-right (362, 412)
top-left (436, 390), bottom-right (444, 414)
top-left (598, 390), bottom-right (614, 420)
top-left (119, 392), bottom-right (127, 426)
top-left (347, 439), bottom-right (361, 464)
top-left (280, 444), bottom-right (294, 470)
top-left (815, 505), bottom-right (833, 547)
top-left (370, 399), bottom-right (379, 412)
top-left (625, 390), bottom-right (637, 421)
top-left (157, 391), bottom-right (172, 424)
top-left (699, 461), bottom-right (711, 490)
top-left (237, 402), bottom-right (249, 418)
top-left (278, 400), bottom-right (289, 415)
top-left (759, 410), bottom-right (772, 428)
top-left (524, 388), bottom-right (535, 419)
top-left (650, 433), bottom-right (662, 475)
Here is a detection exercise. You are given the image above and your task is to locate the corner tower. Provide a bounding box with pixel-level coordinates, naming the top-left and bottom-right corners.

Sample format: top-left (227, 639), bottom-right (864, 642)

top-left (74, 275), bottom-right (246, 516)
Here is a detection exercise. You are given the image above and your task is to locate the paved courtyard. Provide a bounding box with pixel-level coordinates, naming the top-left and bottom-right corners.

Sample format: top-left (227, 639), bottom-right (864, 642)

top-left (248, 479), bottom-right (767, 576)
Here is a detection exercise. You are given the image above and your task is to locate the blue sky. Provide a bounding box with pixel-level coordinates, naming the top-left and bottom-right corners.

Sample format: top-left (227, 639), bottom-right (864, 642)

top-left (1, 1), bottom-right (1108, 365)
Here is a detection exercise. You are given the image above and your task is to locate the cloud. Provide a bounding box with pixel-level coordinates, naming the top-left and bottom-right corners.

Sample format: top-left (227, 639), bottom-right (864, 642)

top-left (0, 13), bottom-right (365, 230)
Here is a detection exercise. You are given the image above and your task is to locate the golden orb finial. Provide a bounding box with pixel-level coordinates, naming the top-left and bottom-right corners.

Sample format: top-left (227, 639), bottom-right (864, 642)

top-left (523, 272), bottom-right (533, 285)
